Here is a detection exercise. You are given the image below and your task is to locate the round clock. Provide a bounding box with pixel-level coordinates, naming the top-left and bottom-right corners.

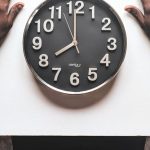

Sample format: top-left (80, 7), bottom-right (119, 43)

top-left (23, 0), bottom-right (127, 95)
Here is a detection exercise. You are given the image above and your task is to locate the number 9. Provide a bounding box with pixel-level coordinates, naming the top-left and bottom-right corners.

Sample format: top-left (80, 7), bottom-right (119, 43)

top-left (32, 37), bottom-right (42, 50)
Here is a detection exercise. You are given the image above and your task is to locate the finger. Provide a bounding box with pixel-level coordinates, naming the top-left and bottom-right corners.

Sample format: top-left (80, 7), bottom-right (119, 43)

top-left (7, 2), bottom-right (24, 27)
top-left (141, 0), bottom-right (150, 14)
top-left (0, 0), bottom-right (10, 2)
top-left (0, 0), bottom-right (10, 12)
top-left (125, 5), bottom-right (145, 28)
top-left (0, 0), bottom-right (10, 5)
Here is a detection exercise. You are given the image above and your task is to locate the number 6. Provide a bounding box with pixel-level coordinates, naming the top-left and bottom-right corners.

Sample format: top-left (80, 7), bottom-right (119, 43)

top-left (70, 73), bottom-right (80, 86)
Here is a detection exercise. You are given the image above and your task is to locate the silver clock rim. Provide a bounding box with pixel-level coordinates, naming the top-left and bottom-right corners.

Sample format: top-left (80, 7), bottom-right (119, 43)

top-left (23, 0), bottom-right (127, 95)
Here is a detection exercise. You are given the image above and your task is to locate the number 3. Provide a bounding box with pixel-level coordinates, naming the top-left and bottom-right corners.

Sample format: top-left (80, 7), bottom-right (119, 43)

top-left (107, 37), bottom-right (117, 51)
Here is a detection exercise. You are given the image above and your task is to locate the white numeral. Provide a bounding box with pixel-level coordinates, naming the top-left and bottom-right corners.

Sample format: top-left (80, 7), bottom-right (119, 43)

top-left (56, 6), bottom-right (62, 20)
top-left (32, 37), bottom-right (42, 50)
top-left (88, 68), bottom-right (97, 82)
top-left (89, 6), bottom-right (95, 20)
top-left (43, 19), bottom-right (54, 33)
top-left (101, 18), bottom-right (111, 31)
top-left (49, 6), bottom-right (55, 19)
top-left (70, 73), bottom-right (80, 86)
top-left (107, 37), bottom-right (117, 51)
top-left (49, 6), bottom-right (62, 20)
top-left (100, 54), bottom-right (111, 67)
top-left (39, 54), bottom-right (49, 68)
top-left (67, 1), bottom-right (73, 15)
top-left (67, 1), bottom-right (84, 15)
top-left (52, 68), bottom-right (61, 82)
top-left (75, 1), bottom-right (84, 14)
top-left (35, 19), bottom-right (54, 33)
top-left (35, 20), bottom-right (41, 33)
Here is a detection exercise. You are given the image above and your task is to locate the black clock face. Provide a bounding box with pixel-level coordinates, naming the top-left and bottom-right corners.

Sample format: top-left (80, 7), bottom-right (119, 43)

top-left (23, 0), bottom-right (127, 94)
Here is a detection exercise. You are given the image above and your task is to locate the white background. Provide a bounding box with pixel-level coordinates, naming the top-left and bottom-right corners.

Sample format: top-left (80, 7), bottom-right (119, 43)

top-left (0, 0), bottom-right (150, 136)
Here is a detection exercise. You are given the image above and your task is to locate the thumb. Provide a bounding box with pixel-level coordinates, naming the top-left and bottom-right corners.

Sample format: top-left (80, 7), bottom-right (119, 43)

top-left (7, 2), bottom-right (24, 28)
top-left (125, 5), bottom-right (144, 28)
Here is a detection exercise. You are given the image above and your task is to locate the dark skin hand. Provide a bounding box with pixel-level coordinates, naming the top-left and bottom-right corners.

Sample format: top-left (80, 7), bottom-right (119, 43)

top-left (125, 0), bottom-right (150, 38)
top-left (0, 137), bottom-right (13, 150)
top-left (0, 0), bottom-right (24, 46)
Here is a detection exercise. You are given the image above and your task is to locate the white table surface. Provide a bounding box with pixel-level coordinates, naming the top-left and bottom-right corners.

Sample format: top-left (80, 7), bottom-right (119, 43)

top-left (0, 0), bottom-right (150, 136)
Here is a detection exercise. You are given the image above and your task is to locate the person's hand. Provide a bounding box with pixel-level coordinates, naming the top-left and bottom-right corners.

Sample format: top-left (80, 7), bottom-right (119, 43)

top-left (0, 136), bottom-right (13, 150)
top-left (125, 0), bottom-right (150, 38)
top-left (0, 0), bottom-right (24, 46)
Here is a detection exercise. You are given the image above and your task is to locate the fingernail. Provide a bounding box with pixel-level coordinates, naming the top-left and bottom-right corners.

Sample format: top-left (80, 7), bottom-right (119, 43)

top-left (131, 10), bottom-right (137, 15)
top-left (125, 8), bottom-right (131, 12)
top-left (18, 4), bottom-right (24, 9)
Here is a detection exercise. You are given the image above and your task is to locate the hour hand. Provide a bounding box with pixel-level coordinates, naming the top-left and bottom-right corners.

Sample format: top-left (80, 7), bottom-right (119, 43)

top-left (55, 42), bottom-right (74, 56)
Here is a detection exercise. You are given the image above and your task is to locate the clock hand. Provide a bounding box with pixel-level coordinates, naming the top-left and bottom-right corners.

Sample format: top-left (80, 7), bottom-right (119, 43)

top-left (74, 9), bottom-right (77, 41)
top-left (55, 42), bottom-right (75, 56)
top-left (73, 9), bottom-right (80, 53)
top-left (63, 13), bottom-right (80, 54)
top-left (63, 13), bottom-right (74, 39)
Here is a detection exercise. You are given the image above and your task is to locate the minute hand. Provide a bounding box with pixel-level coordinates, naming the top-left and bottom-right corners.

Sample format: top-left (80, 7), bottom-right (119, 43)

top-left (55, 42), bottom-right (74, 56)
top-left (74, 9), bottom-right (77, 41)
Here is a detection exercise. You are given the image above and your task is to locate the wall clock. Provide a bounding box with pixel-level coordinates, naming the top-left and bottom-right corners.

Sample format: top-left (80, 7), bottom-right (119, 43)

top-left (23, 0), bottom-right (127, 95)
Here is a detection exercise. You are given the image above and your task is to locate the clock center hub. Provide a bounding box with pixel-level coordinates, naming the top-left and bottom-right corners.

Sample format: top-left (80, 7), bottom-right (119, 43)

top-left (73, 40), bottom-right (78, 46)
